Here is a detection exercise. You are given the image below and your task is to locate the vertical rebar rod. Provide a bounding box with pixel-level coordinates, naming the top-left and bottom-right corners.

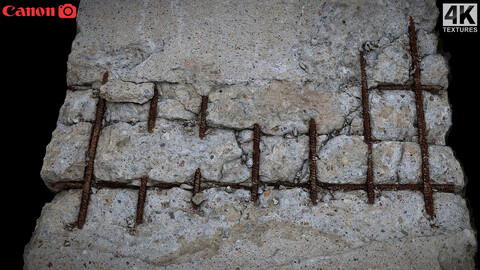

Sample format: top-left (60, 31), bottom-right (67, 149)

top-left (360, 51), bottom-right (375, 204)
top-left (308, 118), bottom-right (318, 205)
top-left (77, 96), bottom-right (106, 229)
top-left (147, 87), bottom-right (159, 133)
top-left (199, 96), bottom-right (208, 139)
top-left (409, 16), bottom-right (434, 219)
top-left (135, 176), bottom-right (148, 225)
top-left (251, 123), bottom-right (261, 202)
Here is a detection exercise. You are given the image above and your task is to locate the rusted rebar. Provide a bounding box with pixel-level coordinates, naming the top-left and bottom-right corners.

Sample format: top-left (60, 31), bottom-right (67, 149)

top-left (376, 184), bottom-right (454, 192)
top-left (147, 87), bottom-right (159, 133)
top-left (376, 85), bottom-right (444, 91)
top-left (101, 71), bottom-right (109, 85)
top-left (192, 168), bottom-right (202, 209)
top-left (48, 181), bottom-right (84, 190)
top-left (319, 183), bottom-right (366, 191)
top-left (308, 118), bottom-right (318, 205)
top-left (360, 50), bottom-right (375, 204)
top-left (199, 96), bottom-right (209, 139)
top-left (52, 179), bottom-right (455, 193)
top-left (409, 16), bottom-right (434, 219)
top-left (51, 18), bottom-right (452, 223)
top-left (77, 97), bottom-right (106, 229)
top-left (135, 176), bottom-right (148, 225)
top-left (251, 123), bottom-right (261, 202)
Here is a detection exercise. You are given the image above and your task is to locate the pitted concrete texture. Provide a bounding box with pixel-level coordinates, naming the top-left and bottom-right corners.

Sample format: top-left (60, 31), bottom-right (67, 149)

top-left (29, 0), bottom-right (477, 268)
top-left (24, 188), bottom-right (476, 269)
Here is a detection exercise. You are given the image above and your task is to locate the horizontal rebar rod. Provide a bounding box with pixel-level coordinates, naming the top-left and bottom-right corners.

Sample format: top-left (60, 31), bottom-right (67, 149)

top-left (50, 181), bottom-right (455, 193)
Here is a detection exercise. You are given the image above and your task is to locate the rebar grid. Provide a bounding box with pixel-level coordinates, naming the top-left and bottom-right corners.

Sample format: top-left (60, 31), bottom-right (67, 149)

top-left (64, 17), bottom-right (453, 228)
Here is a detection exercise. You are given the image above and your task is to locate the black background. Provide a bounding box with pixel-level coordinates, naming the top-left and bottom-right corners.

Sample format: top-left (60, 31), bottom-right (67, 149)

top-left (1, 0), bottom-right (479, 268)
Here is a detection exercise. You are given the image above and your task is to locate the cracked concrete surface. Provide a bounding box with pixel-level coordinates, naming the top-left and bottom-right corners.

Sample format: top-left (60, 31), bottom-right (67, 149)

top-left (28, 0), bottom-right (476, 268)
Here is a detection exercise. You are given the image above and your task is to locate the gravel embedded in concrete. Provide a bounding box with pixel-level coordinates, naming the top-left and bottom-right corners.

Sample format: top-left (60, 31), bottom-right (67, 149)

top-left (30, 0), bottom-right (476, 268)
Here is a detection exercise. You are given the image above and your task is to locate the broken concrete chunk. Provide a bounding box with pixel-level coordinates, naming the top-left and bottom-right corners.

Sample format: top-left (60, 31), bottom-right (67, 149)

top-left (191, 192), bottom-right (208, 205)
top-left (373, 142), bottom-right (464, 189)
top-left (370, 41), bottom-right (412, 86)
top-left (369, 90), bottom-right (451, 144)
top-left (40, 123), bottom-right (92, 186)
top-left (242, 135), bottom-right (309, 183)
top-left (417, 29), bottom-right (438, 56)
top-left (94, 120), bottom-right (242, 183)
top-left (317, 135), bottom-right (368, 184)
top-left (424, 91), bottom-right (452, 145)
top-left (370, 90), bottom-right (417, 142)
top-left (104, 101), bottom-right (149, 124)
top-left (397, 143), bottom-right (464, 188)
top-left (220, 159), bottom-right (250, 184)
top-left (103, 82), bottom-right (202, 123)
top-left (207, 81), bottom-right (359, 135)
top-left (372, 141), bottom-right (404, 184)
top-left (99, 80), bottom-right (155, 104)
top-left (156, 99), bottom-right (197, 121)
top-left (429, 145), bottom-right (464, 187)
top-left (57, 89), bottom-right (98, 125)
top-left (156, 82), bottom-right (201, 120)
top-left (420, 54), bottom-right (449, 88)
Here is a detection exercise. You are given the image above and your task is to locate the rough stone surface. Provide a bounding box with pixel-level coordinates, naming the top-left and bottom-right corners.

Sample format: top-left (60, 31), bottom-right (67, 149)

top-left (156, 82), bottom-right (201, 121)
top-left (94, 119), bottom-right (242, 184)
top-left (57, 89), bottom-right (98, 125)
top-left (207, 81), bottom-right (359, 135)
top-left (24, 188), bottom-right (476, 269)
top-left (241, 134), bottom-right (310, 183)
top-left (30, 0), bottom-right (476, 268)
top-left (417, 29), bottom-right (439, 56)
top-left (104, 101), bottom-right (149, 124)
top-left (40, 123), bottom-right (92, 184)
top-left (99, 80), bottom-right (155, 104)
top-left (372, 142), bottom-right (464, 189)
top-left (369, 90), bottom-right (451, 144)
top-left (370, 41), bottom-right (412, 86)
top-left (316, 135), bottom-right (368, 184)
top-left (66, 0), bottom-right (437, 87)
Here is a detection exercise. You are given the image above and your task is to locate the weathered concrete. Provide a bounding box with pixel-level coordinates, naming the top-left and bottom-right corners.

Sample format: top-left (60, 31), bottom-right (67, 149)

top-left (24, 188), bottom-right (476, 269)
top-left (29, 0), bottom-right (476, 268)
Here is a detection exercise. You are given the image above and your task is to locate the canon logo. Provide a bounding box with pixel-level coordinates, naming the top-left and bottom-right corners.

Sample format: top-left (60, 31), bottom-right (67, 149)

top-left (2, 4), bottom-right (76, 18)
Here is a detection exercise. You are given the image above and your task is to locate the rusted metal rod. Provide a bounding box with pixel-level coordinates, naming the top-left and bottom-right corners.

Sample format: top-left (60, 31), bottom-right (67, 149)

top-left (147, 87), bottom-right (159, 133)
top-left (199, 96), bottom-right (208, 139)
top-left (409, 16), bottom-right (434, 220)
top-left (135, 176), bottom-right (148, 225)
top-left (360, 50), bottom-right (375, 204)
top-left (308, 118), bottom-right (318, 205)
top-left (251, 123), bottom-right (261, 202)
top-left (50, 180), bottom-right (455, 193)
top-left (101, 71), bottom-right (109, 85)
top-left (77, 96), bottom-right (106, 229)
top-left (77, 71), bottom-right (109, 229)
top-left (376, 85), bottom-right (444, 91)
